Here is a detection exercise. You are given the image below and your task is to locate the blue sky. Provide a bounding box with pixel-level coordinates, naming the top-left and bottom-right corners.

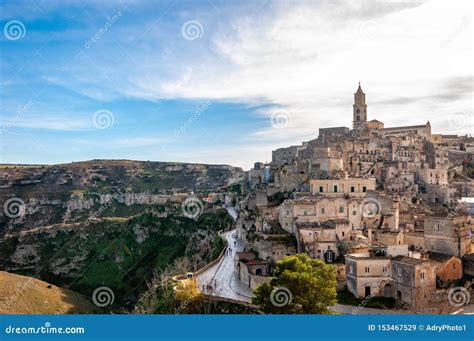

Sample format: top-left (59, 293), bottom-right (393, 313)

top-left (0, 0), bottom-right (472, 169)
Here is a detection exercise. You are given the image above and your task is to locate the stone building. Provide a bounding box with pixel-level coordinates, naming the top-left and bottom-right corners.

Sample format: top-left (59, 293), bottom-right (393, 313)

top-left (310, 174), bottom-right (376, 197)
top-left (367, 119), bottom-right (384, 131)
top-left (345, 253), bottom-right (392, 299)
top-left (234, 252), bottom-right (271, 290)
top-left (272, 145), bottom-right (300, 167)
top-left (296, 219), bottom-right (350, 262)
top-left (391, 255), bottom-right (436, 309)
top-left (424, 215), bottom-right (472, 257)
top-left (418, 168), bottom-right (449, 186)
top-left (381, 122), bottom-right (432, 140)
top-left (279, 195), bottom-right (364, 235)
top-left (426, 251), bottom-right (462, 288)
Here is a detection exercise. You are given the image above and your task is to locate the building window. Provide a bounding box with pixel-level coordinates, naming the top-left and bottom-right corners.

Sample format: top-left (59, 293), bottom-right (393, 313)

top-left (319, 186), bottom-right (324, 193)
top-left (349, 265), bottom-right (353, 274)
top-left (383, 267), bottom-right (388, 273)
top-left (321, 208), bottom-right (325, 214)
top-left (339, 206), bottom-right (344, 213)
top-left (333, 185), bottom-right (338, 192)
top-left (342, 231), bottom-right (345, 237)
top-left (365, 267), bottom-right (370, 273)
top-left (350, 186), bottom-right (355, 193)
top-left (398, 268), bottom-right (402, 277)
top-left (362, 186), bottom-right (367, 192)
top-left (435, 224), bottom-right (440, 231)
top-left (421, 272), bottom-right (425, 280)
top-left (304, 211), bottom-right (307, 216)
top-left (352, 210), bottom-right (357, 216)
top-left (453, 263), bottom-right (456, 270)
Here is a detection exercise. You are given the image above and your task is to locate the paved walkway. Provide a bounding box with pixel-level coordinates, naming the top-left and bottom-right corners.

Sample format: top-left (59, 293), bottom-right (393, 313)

top-left (196, 207), bottom-right (253, 303)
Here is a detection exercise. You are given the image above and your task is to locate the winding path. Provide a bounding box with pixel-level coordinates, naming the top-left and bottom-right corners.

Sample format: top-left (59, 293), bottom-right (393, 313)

top-left (196, 207), bottom-right (253, 302)
top-left (196, 228), bottom-right (253, 303)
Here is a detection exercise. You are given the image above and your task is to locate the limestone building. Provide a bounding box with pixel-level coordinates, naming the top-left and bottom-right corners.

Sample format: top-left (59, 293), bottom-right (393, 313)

top-left (310, 174), bottom-right (376, 197)
top-left (424, 215), bottom-right (472, 257)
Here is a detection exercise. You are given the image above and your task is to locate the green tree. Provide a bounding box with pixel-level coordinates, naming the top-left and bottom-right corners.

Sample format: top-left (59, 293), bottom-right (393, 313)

top-left (253, 254), bottom-right (337, 314)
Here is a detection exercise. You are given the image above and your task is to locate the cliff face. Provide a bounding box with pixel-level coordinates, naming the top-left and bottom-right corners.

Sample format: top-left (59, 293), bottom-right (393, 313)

top-left (0, 208), bottom-right (234, 310)
top-left (0, 160), bottom-right (243, 196)
top-left (0, 160), bottom-right (240, 311)
top-left (0, 160), bottom-right (244, 234)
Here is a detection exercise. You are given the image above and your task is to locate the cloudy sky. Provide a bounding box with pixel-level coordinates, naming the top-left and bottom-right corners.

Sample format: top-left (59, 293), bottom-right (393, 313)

top-left (0, 0), bottom-right (472, 169)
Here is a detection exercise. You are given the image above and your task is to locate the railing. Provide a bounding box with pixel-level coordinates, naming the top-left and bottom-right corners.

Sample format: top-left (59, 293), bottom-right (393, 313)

top-left (173, 226), bottom-right (233, 293)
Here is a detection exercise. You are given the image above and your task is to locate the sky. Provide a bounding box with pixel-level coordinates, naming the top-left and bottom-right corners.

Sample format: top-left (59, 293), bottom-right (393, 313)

top-left (0, 0), bottom-right (472, 170)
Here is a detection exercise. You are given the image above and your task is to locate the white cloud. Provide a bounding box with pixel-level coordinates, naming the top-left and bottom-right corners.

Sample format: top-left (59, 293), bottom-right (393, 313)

top-left (123, 0), bottom-right (473, 141)
top-left (24, 0), bottom-right (472, 169)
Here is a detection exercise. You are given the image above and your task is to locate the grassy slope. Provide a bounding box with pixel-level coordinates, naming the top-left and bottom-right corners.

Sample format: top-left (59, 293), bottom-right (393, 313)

top-left (0, 271), bottom-right (94, 314)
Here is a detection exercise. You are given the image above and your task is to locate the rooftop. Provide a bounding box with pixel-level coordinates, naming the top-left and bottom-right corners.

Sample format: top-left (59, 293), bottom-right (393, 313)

top-left (392, 255), bottom-right (427, 265)
top-left (427, 251), bottom-right (457, 263)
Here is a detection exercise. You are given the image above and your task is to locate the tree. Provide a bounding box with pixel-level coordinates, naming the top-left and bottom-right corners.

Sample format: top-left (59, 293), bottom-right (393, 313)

top-left (253, 254), bottom-right (337, 314)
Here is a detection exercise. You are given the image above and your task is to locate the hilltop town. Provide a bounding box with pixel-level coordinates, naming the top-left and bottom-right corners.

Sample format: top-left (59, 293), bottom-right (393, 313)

top-left (228, 83), bottom-right (473, 312)
top-left (1, 84), bottom-right (473, 314)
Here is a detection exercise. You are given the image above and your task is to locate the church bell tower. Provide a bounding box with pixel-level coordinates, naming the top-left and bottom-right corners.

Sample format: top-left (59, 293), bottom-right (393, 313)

top-left (353, 82), bottom-right (367, 129)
